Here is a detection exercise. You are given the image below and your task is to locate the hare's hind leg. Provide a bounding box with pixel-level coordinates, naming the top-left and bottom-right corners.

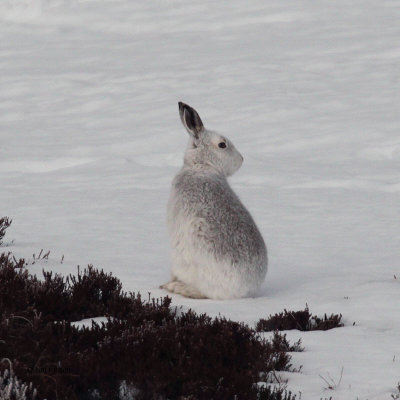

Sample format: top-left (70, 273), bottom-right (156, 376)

top-left (160, 280), bottom-right (206, 299)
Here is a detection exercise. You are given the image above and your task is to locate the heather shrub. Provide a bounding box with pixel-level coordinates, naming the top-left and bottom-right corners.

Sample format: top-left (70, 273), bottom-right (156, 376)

top-left (0, 253), bottom-right (297, 400)
top-left (256, 307), bottom-right (343, 332)
top-left (0, 217), bottom-right (12, 245)
top-left (0, 254), bottom-right (147, 323)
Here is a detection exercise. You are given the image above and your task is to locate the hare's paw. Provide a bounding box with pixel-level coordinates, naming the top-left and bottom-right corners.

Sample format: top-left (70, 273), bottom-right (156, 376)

top-left (160, 280), bottom-right (207, 299)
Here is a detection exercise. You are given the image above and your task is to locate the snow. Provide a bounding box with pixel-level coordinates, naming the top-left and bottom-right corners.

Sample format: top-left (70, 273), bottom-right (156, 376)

top-left (71, 317), bottom-right (109, 330)
top-left (1, 1), bottom-right (400, 398)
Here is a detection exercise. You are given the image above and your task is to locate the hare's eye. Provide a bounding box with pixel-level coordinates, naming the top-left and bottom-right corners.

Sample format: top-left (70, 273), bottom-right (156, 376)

top-left (218, 142), bottom-right (226, 149)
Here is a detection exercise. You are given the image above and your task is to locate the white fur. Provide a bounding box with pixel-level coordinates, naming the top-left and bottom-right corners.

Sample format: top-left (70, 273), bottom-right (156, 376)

top-left (161, 102), bottom-right (268, 299)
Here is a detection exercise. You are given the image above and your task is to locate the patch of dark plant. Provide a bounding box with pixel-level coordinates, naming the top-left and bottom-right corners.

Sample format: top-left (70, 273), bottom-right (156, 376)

top-left (0, 253), bottom-right (168, 324)
top-left (256, 307), bottom-right (343, 332)
top-left (0, 253), bottom-right (297, 400)
top-left (270, 331), bottom-right (304, 353)
top-left (0, 217), bottom-right (12, 245)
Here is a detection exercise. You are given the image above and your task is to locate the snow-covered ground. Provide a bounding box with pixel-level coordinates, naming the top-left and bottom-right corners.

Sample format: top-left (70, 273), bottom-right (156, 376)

top-left (1, 1), bottom-right (400, 398)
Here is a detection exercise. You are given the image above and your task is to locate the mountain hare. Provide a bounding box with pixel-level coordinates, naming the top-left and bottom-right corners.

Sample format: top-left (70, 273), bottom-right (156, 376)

top-left (160, 102), bottom-right (267, 299)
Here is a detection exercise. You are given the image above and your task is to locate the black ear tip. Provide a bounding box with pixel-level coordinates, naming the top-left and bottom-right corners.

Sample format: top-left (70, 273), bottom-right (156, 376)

top-left (178, 101), bottom-right (191, 112)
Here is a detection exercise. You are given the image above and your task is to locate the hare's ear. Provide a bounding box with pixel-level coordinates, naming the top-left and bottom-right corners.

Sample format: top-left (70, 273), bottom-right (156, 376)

top-left (178, 102), bottom-right (204, 139)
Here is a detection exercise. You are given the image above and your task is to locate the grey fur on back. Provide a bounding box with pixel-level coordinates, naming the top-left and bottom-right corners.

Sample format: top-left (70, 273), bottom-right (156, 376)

top-left (161, 102), bottom-right (267, 299)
